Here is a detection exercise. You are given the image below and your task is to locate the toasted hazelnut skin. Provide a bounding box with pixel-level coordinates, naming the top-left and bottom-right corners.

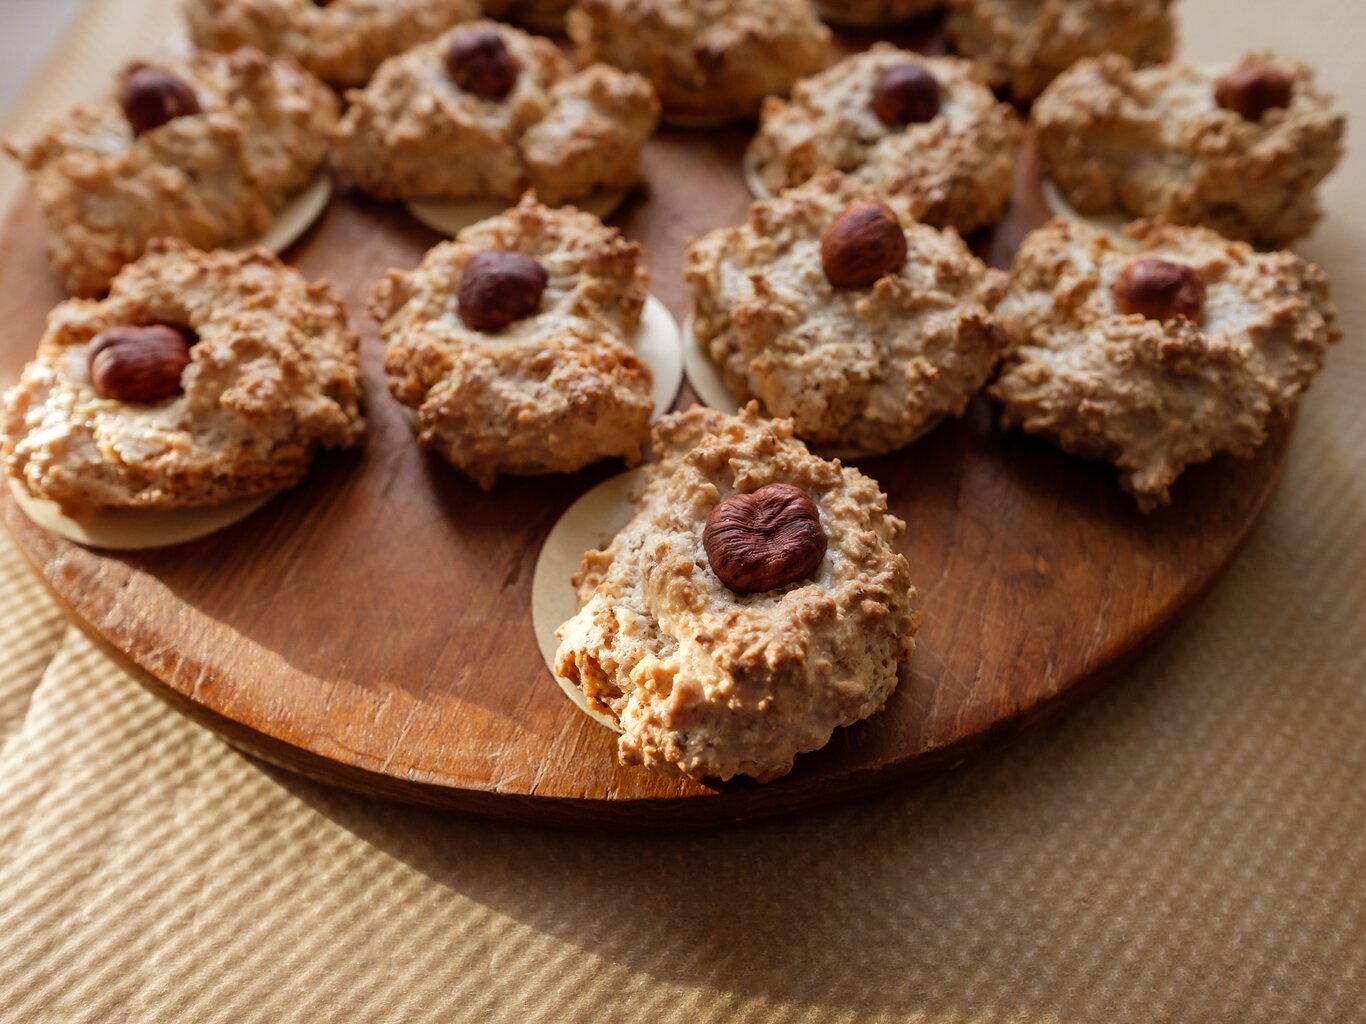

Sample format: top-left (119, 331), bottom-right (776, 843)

top-left (703, 483), bottom-right (828, 595)
top-left (1114, 259), bottom-right (1207, 323)
top-left (871, 63), bottom-right (941, 126)
top-left (1215, 66), bottom-right (1295, 121)
top-left (820, 201), bottom-right (909, 289)
top-left (444, 28), bottom-right (519, 99)
top-left (118, 67), bottom-right (201, 136)
top-left (457, 250), bottom-right (549, 332)
top-left (88, 324), bottom-right (194, 404)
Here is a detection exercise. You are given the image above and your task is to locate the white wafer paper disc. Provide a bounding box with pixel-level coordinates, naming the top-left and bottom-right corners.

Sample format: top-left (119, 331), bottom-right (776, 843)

top-left (8, 476), bottom-right (275, 551)
top-left (248, 171), bottom-right (333, 254)
top-left (530, 468), bottom-right (646, 732)
top-left (406, 188), bottom-right (626, 238)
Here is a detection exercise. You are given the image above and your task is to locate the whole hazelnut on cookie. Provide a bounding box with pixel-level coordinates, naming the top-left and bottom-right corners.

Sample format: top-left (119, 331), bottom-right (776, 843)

top-left (871, 63), bottom-right (941, 126)
top-left (118, 67), bottom-right (201, 136)
top-left (703, 483), bottom-right (828, 594)
top-left (457, 250), bottom-right (549, 332)
top-left (1114, 259), bottom-right (1206, 323)
top-left (88, 324), bottom-right (194, 403)
top-left (1215, 65), bottom-right (1295, 121)
top-left (820, 201), bottom-right (908, 289)
top-left (444, 28), bottom-right (520, 99)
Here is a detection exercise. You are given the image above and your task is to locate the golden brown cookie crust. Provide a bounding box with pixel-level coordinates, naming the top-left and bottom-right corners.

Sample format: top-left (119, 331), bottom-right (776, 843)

top-left (1034, 53), bottom-right (1345, 248)
top-left (2, 240), bottom-right (366, 515)
top-left (371, 194), bottom-right (653, 488)
top-left (990, 219), bottom-right (1338, 511)
top-left (183, 0), bottom-right (481, 88)
top-left (687, 172), bottom-right (1008, 455)
top-left (747, 47), bottom-right (1021, 232)
top-left (944, 0), bottom-right (1175, 102)
top-left (567, 0), bottom-right (831, 120)
top-left (4, 48), bottom-right (337, 298)
top-left (333, 21), bottom-right (658, 204)
top-left (555, 403), bottom-right (918, 783)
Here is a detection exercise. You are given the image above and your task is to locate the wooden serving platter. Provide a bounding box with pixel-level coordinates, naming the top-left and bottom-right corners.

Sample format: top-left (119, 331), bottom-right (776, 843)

top-left (0, 25), bottom-right (1291, 827)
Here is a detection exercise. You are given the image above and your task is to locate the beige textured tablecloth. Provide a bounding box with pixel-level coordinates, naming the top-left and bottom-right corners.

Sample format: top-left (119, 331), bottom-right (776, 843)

top-left (1, 2), bottom-right (1363, 1021)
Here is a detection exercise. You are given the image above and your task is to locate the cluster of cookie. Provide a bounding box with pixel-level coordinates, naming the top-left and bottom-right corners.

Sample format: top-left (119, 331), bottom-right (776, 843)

top-left (0, 0), bottom-right (1348, 787)
top-left (704, 0), bottom-right (1344, 512)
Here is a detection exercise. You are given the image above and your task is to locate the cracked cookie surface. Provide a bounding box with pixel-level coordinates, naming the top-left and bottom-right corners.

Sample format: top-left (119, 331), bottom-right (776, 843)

top-left (2, 240), bottom-right (365, 515)
top-left (567, 0), bottom-right (830, 120)
top-left (944, 0), bottom-right (1175, 102)
top-left (990, 219), bottom-right (1338, 511)
top-left (5, 47), bottom-right (337, 297)
top-left (748, 46), bottom-right (1021, 232)
top-left (555, 404), bottom-right (918, 782)
top-left (184, 0), bottom-right (480, 88)
top-left (371, 194), bottom-right (653, 488)
top-left (1034, 53), bottom-right (1345, 247)
top-left (687, 172), bottom-right (1008, 455)
top-left (334, 20), bottom-right (658, 205)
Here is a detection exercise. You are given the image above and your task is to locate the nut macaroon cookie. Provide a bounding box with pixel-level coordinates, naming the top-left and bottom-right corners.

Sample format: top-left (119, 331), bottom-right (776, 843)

top-left (990, 218), bottom-right (1338, 511)
top-left (567, 0), bottom-right (831, 122)
top-left (371, 193), bottom-right (654, 488)
top-left (944, 0), bottom-right (1176, 102)
top-left (2, 240), bottom-right (365, 517)
top-left (183, 0), bottom-right (481, 89)
top-left (687, 171), bottom-right (1008, 455)
top-left (747, 46), bottom-right (1022, 233)
top-left (555, 404), bottom-right (919, 782)
top-left (1034, 53), bottom-right (1346, 248)
top-left (5, 48), bottom-right (337, 298)
top-left (333, 20), bottom-right (659, 206)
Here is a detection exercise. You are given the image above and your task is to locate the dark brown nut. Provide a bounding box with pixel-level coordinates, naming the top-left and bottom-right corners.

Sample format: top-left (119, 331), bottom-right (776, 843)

top-left (703, 483), bottom-right (828, 595)
top-left (457, 250), bottom-right (549, 332)
top-left (820, 201), bottom-right (908, 289)
top-left (1114, 259), bottom-right (1206, 323)
top-left (1215, 65), bottom-right (1295, 122)
top-left (444, 28), bottom-right (519, 99)
top-left (118, 67), bottom-right (201, 136)
top-left (88, 324), bottom-right (194, 404)
top-left (871, 63), bottom-right (941, 126)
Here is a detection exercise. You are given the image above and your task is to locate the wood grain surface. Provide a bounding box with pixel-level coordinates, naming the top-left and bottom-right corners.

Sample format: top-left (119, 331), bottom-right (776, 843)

top-left (0, 23), bottom-right (1292, 826)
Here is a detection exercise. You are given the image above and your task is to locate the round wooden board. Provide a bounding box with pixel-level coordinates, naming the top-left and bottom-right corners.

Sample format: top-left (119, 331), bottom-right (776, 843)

top-left (0, 24), bottom-right (1291, 827)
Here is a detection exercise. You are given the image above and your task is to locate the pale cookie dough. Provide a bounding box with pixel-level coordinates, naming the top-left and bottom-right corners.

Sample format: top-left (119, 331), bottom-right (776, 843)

top-left (567, 0), bottom-right (831, 121)
top-left (1034, 53), bottom-right (1346, 248)
top-left (184, 0), bottom-right (480, 88)
top-left (371, 194), bottom-right (654, 488)
top-left (554, 404), bottom-right (918, 782)
top-left (2, 240), bottom-right (366, 517)
top-left (944, 0), bottom-right (1175, 102)
top-left (333, 21), bottom-right (659, 205)
top-left (686, 172), bottom-right (1008, 455)
top-left (747, 47), bottom-right (1021, 233)
top-left (815, 0), bottom-right (942, 28)
top-left (4, 47), bottom-right (337, 297)
top-left (990, 218), bottom-right (1338, 511)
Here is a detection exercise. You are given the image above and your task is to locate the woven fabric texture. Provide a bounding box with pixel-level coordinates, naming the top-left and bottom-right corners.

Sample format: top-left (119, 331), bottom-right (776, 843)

top-left (0, 2), bottom-right (1363, 1021)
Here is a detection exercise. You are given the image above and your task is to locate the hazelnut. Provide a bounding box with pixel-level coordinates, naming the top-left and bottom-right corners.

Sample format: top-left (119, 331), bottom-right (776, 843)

top-left (457, 250), bottom-right (549, 332)
top-left (703, 483), bottom-right (828, 595)
top-left (871, 63), bottom-right (941, 126)
top-left (88, 324), bottom-right (194, 404)
top-left (118, 67), bottom-right (201, 136)
top-left (820, 201), bottom-right (908, 289)
top-left (1114, 259), bottom-right (1206, 323)
top-left (444, 28), bottom-right (519, 99)
top-left (1214, 65), bottom-right (1295, 122)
